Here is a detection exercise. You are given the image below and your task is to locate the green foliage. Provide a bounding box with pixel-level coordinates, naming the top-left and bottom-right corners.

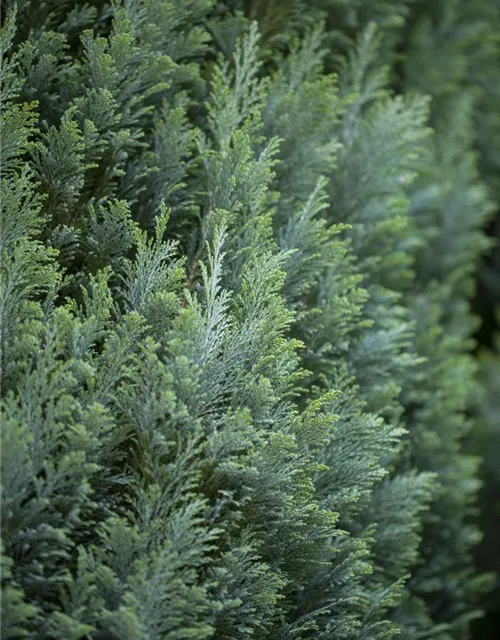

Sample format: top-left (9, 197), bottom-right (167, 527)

top-left (1, 1), bottom-right (497, 639)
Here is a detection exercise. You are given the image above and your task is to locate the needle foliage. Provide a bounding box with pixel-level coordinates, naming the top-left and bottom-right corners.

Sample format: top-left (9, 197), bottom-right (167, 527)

top-left (1, 1), bottom-right (498, 639)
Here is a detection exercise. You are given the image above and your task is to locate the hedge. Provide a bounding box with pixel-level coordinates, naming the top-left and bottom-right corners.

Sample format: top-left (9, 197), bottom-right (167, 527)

top-left (1, 1), bottom-right (498, 639)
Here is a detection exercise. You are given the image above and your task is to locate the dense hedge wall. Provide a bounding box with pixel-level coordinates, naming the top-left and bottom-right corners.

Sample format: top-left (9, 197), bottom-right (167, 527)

top-left (1, 1), bottom-right (498, 639)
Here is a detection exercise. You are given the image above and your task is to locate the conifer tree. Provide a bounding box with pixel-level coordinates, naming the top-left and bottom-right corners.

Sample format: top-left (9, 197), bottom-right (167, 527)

top-left (1, 1), bottom-right (498, 639)
top-left (394, 2), bottom-right (497, 636)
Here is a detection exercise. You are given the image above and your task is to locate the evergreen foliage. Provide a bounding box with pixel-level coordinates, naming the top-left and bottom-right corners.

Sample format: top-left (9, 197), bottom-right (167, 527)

top-left (1, 1), bottom-right (498, 639)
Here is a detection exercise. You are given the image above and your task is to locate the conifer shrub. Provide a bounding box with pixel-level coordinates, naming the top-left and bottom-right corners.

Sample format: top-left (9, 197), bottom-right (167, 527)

top-left (1, 1), bottom-right (498, 639)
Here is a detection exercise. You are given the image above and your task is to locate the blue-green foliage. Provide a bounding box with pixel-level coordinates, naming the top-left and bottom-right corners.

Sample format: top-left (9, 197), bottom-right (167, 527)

top-left (1, 1), bottom-right (496, 639)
